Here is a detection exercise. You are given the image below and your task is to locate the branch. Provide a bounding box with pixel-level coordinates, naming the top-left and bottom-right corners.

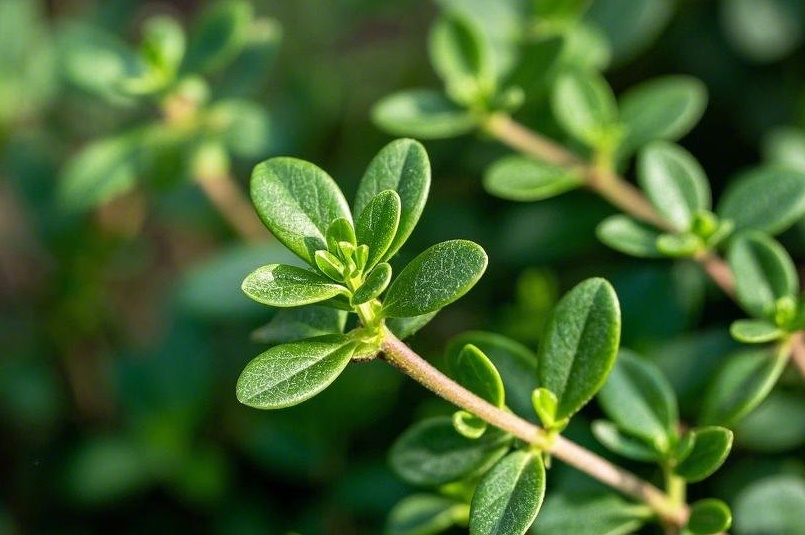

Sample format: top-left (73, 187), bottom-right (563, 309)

top-left (381, 329), bottom-right (689, 527)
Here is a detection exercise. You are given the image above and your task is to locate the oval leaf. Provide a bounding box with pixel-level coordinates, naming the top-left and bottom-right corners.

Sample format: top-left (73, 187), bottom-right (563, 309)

top-left (372, 89), bottom-right (478, 139)
top-left (729, 319), bottom-right (785, 344)
top-left (242, 264), bottom-right (346, 307)
top-left (637, 141), bottom-right (711, 230)
top-left (250, 157), bottom-right (352, 266)
top-left (386, 494), bottom-right (467, 535)
top-left (389, 416), bottom-right (511, 486)
top-left (449, 344), bottom-right (505, 407)
top-left (675, 426), bottom-right (733, 483)
top-left (236, 335), bottom-right (356, 409)
top-left (483, 155), bottom-right (584, 201)
top-left (382, 240), bottom-right (488, 318)
top-left (733, 475), bottom-right (805, 535)
top-left (597, 350), bottom-right (678, 453)
top-left (429, 14), bottom-right (490, 105)
top-left (355, 190), bottom-right (401, 270)
top-left (551, 67), bottom-right (619, 147)
top-left (538, 278), bottom-right (621, 421)
top-left (355, 139), bottom-right (430, 262)
top-left (591, 420), bottom-right (660, 462)
top-left (717, 166), bottom-right (805, 235)
top-left (352, 262), bottom-right (392, 305)
top-left (469, 450), bottom-right (546, 535)
top-left (619, 76), bottom-right (708, 153)
top-left (183, 0), bottom-right (252, 74)
top-left (537, 492), bottom-right (650, 535)
top-left (596, 215), bottom-right (663, 258)
top-left (687, 498), bottom-right (732, 535)
top-left (727, 231), bottom-right (798, 319)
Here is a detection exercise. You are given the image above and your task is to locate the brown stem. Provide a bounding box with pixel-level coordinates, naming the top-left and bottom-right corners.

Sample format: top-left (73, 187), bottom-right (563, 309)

top-left (380, 329), bottom-right (689, 526)
top-left (789, 331), bottom-right (805, 378)
top-left (196, 173), bottom-right (268, 243)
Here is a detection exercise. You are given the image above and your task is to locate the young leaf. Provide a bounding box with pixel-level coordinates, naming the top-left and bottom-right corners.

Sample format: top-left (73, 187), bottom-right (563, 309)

top-left (591, 420), bottom-right (660, 462)
top-left (355, 190), bottom-right (401, 270)
top-left (389, 416), bottom-right (511, 486)
top-left (532, 388), bottom-right (561, 430)
top-left (537, 278), bottom-right (621, 421)
top-left (637, 141), bottom-right (710, 230)
top-left (700, 349), bottom-right (789, 426)
top-left (618, 76), bottom-right (708, 153)
top-left (449, 344), bottom-right (505, 407)
top-left (355, 139), bottom-right (431, 262)
top-left (242, 264), bottom-right (347, 307)
top-left (469, 450), bottom-right (546, 535)
top-left (372, 89), bottom-right (478, 139)
top-left (596, 350), bottom-right (678, 453)
top-left (325, 217), bottom-right (357, 251)
top-left (236, 335), bottom-right (357, 409)
top-left (483, 155), bottom-right (584, 201)
top-left (382, 240), bottom-right (488, 318)
top-left (352, 262), bottom-right (392, 305)
top-left (727, 232), bottom-right (798, 320)
top-left (717, 166), bottom-right (805, 235)
top-left (729, 319), bottom-right (785, 344)
top-left (250, 306), bottom-right (346, 344)
top-left (551, 67), bottom-right (619, 148)
top-left (596, 215), bottom-right (662, 258)
top-left (686, 498), bottom-right (732, 535)
top-left (140, 16), bottom-right (185, 79)
top-left (453, 410), bottom-right (488, 439)
top-left (182, 0), bottom-right (252, 74)
top-left (386, 494), bottom-right (468, 535)
top-left (429, 13), bottom-right (490, 105)
top-left (250, 157), bottom-right (352, 266)
top-left (675, 426), bottom-right (733, 483)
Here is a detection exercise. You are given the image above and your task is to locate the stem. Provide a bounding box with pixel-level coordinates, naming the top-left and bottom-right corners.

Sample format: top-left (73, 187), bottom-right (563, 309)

top-left (196, 172), bottom-right (268, 242)
top-left (790, 331), bottom-right (805, 378)
top-left (381, 329), bottom-right (689, 527)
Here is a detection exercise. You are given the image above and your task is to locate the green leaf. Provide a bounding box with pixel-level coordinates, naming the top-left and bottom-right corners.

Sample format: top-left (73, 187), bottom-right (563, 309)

top-left (250, 157), bottom-right (352, 266)
top-left (538, 278), bottom-right (621, 421)
top-left (355, 139), bottom-right (430, 262)
top-left (387, 312), bottom-right (440, 340)
top-left (483, 155), bottom-right (584, 201)
top-left (655, 233), bottom-right (702, 257)
top-left (533, 0), bottom-right (592, 19)
top-left (241, 264), bottom-right (346, 307)
top-left (453, 410), bottom-right (488, 439)
top-left (389, 416), bottom-right (511, 486)
top-left (326, 217), bottom-right (357, 251)
top-left (619, 76), bottom-right (708, 153)
top-left (734, 475), bottom-right (805, 535)
top-left (686, 498), bottom-right (731, 534)
top-left (469, 451), bottom-right (545, 535)
top-left (729, 319), bottom-right (785, 344)
top-left (591, 420), bottom-right (660, 462)
top-left (352, 263), bottom-right (392, 305)
top-left (700, 349), bottom-right (788, 426)
top-left (586, 0), bottom-right (674, 66)
top-left (236, 335), bottom-right (357, 409)
top-left (449, 344), bottom-right (505, 407)
top-left (763, 127), bottom-right (805, 172)
top-left (551, 67), bottom-right (619, 148)
top-left (675, 427), bottom-right (733, 483)
top-left (727, 232), bottom-right (798, 319)
top-left (597, 350), bottom-right (678, 453)
top-left (183, 0), bottom-right (252, 74)
top-left (637, 141), bottom-right (711, 230)
top-left (537, 492), bottom-right (650, 535)
top-left (382, 240), bottom-right (488, 318)
top-left (734, 390), bottom-right (805, 452)
top-left (429, 14), bottom-right (490, 105)
top-left (250, 306), bottom-right (347, 344)
top-left (372, 89), bottom-right (478, 139)
top-left (717, 166), bottom-right (805, 235)
top-left (596, 215), bottom-right (662, 258)
top-left (531, 388), bottom-right (562, 429)
top-left (386, 494), bottom-right (468, 535)
top-left (355, 190), bottom-right (401, 270)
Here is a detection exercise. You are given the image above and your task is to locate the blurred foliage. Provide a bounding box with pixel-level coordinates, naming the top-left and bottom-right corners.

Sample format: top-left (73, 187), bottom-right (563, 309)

top-left (1, 0), bottom-right (804, 534)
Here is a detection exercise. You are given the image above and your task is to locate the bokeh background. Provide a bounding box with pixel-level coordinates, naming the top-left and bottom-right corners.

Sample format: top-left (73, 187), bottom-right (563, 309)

top-left (2, 0), bottom-right (805, 533)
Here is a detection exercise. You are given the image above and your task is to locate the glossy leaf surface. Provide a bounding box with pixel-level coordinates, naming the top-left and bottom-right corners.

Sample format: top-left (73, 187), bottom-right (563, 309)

top-left (242, 264), bottom-right (346, 307)
top-left (355, 190), bottom-right (401, 270)
top-left (687, 498), bottom-right (731, 534)
top-left (675, 426), bottom-right (733, 482)
top-left (352, 263), bottom-right (392, 305)
top-left (729, 319), bottom-right (784, 344)
top-left (449, 344), bottom-right (504, 407)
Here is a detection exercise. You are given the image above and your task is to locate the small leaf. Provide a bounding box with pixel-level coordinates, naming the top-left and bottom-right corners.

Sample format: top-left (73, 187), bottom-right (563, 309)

top-left (619, 76), bottom-right (708, 153)
top-left (729, 319), bottom-right (785, 344)
top-left (355, 139), bottom-right (430, 262)
top-left (140, 15), bottom-right (185, 78)
top-left (250, 157), bottom-right (352, 266)
top-left (382, 240), bottom-right (488, 318)
top-left (183, 0), bottom-right (252, 74)
top-left (597, 350), bottom-right (678, 453)
top-left (449, 344), bottom-right (505, 407)
top-left (469, 451), bottom-right (546, 535)
top-left (314, 250), bottom-right (345, 282)
top-left (386, 494), bottom-right (468, 535)
top-left (352, 263), bottom-right (392, 305)
top-left (591, 420), bottom-right (660, 462)
top-left (655, 233), bottom-right (702, 257)
top-left (429, 13), bottom-right (491, 105)
top-left (483, 155), bottom-right (584, 201)
top-left (389, 416), bottom-right (511, 486)
top-left (538, 278), bottom-right (621, 421)
top-left (453, 410), bottom-right (488, 439)
top-left (687, 498), bottom-right (732, 534)
top-left (250, 306), bottom-right (347, 344)
top-left (236, 335), bottom-right (356, 409)
top-left (387, 312), bottom-right (440, 340)
top-left (531, 388), bottom-right (561, 429)
top-left (372, 89), bottom-right (478, 139)
top-left (551, 67), bottom-right (619, 148)
top-left (717, 166), bottom-right (805, 235)
top-left (355, 190), bottom-right (401, 270)
top-left (596, 215), bottom-right (663, 258)
top-left (325, 217), bottom-right (357, 251)
top-left (536, 492), bottom-right (651, 535)
top-left (727, 231), bottom-right (798, 319)
top-left (637, 141), bottom-right (711, 230)
top-left (241, 264), bottom-right (346, 307)
top-left (675, 426), bottom-right (733, 483)
top-left (700, 349), bottom-right (788, 426)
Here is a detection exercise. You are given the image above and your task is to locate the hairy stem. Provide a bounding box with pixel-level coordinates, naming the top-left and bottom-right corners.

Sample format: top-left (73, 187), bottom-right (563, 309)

top-left (381, 329), bottom-right (689, 526)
